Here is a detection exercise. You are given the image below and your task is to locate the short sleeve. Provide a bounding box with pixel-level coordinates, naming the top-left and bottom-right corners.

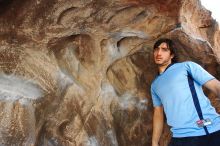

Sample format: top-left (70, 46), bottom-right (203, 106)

top-left (185, 61), bottom-right (215, 85)
top-left (151, 86), bottom-right (162, 107)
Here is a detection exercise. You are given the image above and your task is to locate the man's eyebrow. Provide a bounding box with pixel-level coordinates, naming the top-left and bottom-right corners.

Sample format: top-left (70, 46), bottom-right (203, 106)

top-left (157, 47), bottom-right (168, 49)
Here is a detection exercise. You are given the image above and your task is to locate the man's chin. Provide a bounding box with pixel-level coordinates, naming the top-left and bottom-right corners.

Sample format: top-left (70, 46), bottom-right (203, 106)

top-left (155, 62), bottom-right (168, 66)
top-left (154, 61), bottom-right (163, 65)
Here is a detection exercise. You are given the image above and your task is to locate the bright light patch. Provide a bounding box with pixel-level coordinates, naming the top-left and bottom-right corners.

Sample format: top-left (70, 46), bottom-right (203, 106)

top-left (200, 0), bottom-right (220, 23)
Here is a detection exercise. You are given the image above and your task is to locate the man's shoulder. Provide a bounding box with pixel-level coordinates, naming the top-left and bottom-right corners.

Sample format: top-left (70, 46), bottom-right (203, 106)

top-left (151, 76), bottom-right (158, 88)
top-left (180, 61), bottom-right (198, 65)
top-left (180, 61), bottom-right (202, 70)
top-left (174, 61), bottom-right (200, 69)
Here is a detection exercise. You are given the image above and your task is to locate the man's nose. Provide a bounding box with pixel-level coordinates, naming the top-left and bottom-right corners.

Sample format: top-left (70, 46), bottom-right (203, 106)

top-left (156, 49), bottom-right (162, 55)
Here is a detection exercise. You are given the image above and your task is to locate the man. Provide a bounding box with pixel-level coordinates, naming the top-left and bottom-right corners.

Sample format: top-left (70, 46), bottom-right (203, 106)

top-left (151, 38), bottom-right (220, 146)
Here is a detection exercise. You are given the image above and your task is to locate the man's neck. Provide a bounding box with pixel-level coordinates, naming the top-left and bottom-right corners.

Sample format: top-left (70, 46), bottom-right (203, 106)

top-left (158, 63), bottom-right (172, 74)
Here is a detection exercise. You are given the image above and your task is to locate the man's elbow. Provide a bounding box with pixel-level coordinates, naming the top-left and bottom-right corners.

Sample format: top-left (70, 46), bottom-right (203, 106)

top-left (204, 79), bottom-right (220, 96)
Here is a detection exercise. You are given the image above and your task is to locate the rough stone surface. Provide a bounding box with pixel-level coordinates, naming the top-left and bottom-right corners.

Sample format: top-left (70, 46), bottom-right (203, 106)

top-left (0, 0), bottom-right (219, 146)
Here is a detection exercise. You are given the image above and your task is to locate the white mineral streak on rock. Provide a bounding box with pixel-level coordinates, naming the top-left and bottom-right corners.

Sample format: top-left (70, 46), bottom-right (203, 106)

top-left (106, 130), bottom-right (119, 146)
top-left (0, 74), bottom-right (43, 102)
top-left (86, 136), bottom-right (100, 146)
top-left (119, 92), bottom-right (148, 110)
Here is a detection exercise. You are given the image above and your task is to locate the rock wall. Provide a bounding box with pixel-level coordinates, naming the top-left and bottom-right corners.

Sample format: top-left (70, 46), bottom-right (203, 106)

top-left (0, 0), bottom-right (220, 146)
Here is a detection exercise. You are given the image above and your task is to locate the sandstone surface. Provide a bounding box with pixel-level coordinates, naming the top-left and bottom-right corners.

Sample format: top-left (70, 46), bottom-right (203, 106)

top-left (0, 0), bottom-right (219, 146)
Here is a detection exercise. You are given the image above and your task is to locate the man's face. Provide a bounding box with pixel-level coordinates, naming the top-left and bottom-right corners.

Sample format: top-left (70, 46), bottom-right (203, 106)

top-left (153, 42), bottom-right (174, 66)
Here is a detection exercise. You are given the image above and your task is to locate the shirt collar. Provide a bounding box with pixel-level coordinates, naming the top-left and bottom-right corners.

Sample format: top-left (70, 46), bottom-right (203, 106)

top-left (158, 63), bottom-right (175, 75)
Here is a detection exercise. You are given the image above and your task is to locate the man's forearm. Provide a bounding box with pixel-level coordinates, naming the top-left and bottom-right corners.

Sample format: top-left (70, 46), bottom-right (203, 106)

top-left (152, 106), bottom-right (164, 146)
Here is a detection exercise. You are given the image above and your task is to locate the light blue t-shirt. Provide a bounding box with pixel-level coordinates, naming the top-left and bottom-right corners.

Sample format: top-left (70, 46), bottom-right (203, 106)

top-left (151, 61), bottom-right (220, 137)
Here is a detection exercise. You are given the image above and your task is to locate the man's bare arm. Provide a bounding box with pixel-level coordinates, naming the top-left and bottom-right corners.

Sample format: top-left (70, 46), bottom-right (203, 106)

top-left (203, 79), bottom-right (220, 98)
top-left (152, 106), bottom-right (164, 146)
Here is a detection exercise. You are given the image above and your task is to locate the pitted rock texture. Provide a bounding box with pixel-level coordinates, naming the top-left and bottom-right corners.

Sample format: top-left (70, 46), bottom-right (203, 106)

top-left (0, 0), bottom-right (220, 146)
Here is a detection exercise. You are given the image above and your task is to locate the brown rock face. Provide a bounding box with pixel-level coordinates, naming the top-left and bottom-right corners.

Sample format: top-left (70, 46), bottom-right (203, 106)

top-left (0, 0), bottom-right (220, 146)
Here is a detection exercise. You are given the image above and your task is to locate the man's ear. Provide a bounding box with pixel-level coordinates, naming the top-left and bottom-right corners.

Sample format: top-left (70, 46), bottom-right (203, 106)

top-left (171, 54), bottom-right (174, 59)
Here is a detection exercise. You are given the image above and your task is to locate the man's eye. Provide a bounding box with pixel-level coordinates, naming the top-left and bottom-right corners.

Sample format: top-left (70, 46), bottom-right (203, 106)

top-left (162, 48), bottom-right (168, 51)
